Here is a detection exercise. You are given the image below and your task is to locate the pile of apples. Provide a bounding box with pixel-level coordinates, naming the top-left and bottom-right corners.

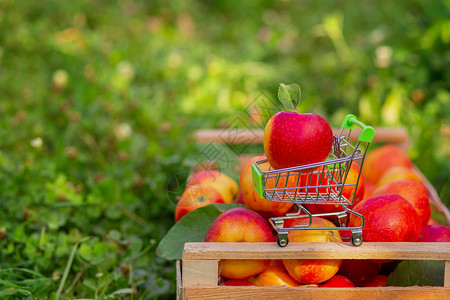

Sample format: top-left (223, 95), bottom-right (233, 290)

top-left (174, 84), bottom-right (450, 287)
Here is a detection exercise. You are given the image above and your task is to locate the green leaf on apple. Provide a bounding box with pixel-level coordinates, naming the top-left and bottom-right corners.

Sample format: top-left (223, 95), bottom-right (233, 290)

top-left (156, 203), bottom-right (245, 260)
top-left (278, 83), bottom-right (301, 111)
top-left (386, 260), bottom-right (444, 287)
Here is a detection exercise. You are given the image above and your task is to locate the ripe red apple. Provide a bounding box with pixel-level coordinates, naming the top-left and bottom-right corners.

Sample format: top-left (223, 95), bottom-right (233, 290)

top-left (234, 191), bottom-right (244, 204)
top-left (282, 217), bottom-right (343, 284)
top-left (417, 225), bottom-right (450, 242)
top-left (363, 182), bottom-right (375, 201)
top-left (337, 260), bottom-right (381, 286)
top-left (372, 179), bottom-right (430, 226)
top-left (264, 111), bottom-right (333, 170)
top-left (250, 260), bottom-right (300, 287)
top-left (363, 275), bottom-right (388, 287)
top-left (187, 170), bottom-right (239, 204)
top-left (303, 162), bottom-right (365, 215)
top-left (174, 184), bottom-right (225, 222)
top-left (319, 275), bottom-right (355, 288)
top-left (362, 145), bottom-right (413, 185)
top-left (349, 194), bottom-right (422, 242)
top-left (240, 156), bottom-right (296, 217)
top-left (220, 279), bottom-right (256, 286)
top-left (205, 207), bottom-right (274, 279)
top-left (376, 166), bottom-right (424, 188)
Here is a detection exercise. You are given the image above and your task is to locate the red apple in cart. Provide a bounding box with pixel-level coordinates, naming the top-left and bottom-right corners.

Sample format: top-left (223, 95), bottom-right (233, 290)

top-left (319, 275), bottom-right (355, 287)
top-left (303, 162), bottom-right (365, 215)
top-left (263, 83), bottom-right (333, 170)
top-left (205, 207), bottom-right (274, 279)
top-left (240, 156), bottom-right (297, 218)
top-left (417, 225), bottom-right (450, 242)
top-left (174, 184), bottom-right (225, 222)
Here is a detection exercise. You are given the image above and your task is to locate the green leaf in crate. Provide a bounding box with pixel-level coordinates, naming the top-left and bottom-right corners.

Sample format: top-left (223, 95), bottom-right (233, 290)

top-left (156, 203), bottom-right (244, 260)
top-left (386, 260), bottom-right (444, 287)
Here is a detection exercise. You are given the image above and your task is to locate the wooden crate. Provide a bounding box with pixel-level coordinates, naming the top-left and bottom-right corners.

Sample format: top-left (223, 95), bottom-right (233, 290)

top-left (177, 127), bottom-right (450, 299)
top-left (178, 242), bottom-right (450, 299)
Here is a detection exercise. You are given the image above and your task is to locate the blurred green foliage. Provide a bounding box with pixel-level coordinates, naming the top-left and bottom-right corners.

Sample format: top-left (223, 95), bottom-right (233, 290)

top-left (0, 0), bottom-right (448, 298)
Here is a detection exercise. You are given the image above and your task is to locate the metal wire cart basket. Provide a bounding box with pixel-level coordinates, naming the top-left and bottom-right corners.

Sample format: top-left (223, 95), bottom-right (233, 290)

top-left (252, 114), bottom-right (375, 247)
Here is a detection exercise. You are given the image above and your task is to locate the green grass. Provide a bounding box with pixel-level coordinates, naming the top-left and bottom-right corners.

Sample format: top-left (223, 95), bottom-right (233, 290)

top-left (0, 0), bottom-right (449, 298)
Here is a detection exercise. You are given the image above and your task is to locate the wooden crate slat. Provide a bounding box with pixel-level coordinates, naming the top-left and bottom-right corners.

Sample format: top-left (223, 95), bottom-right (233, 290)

top-left (446, 260), bottom-right (450, 288)
top-left (183, 242), bottom-right (450, 260)
top-left (195, 127), bottom-right (410, 149)
top-left (182, 259), bottom-right (219, 287)
top-left (183, 286), bottom-right (450, 300)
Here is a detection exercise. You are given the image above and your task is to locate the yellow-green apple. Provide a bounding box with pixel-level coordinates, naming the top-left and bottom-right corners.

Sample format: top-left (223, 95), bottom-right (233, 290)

top-left (220, 279), bottom-right (256, 286)
top-left (205, 207), bottom-right (274, 279)
top-left (303, 162), bottom-right (365, 214)
top-left (187, 170), bottom-right (239, 204)
top-left (318, 275), bottom-right (355, 287)
top-left (362, 145), bottom-right (413, 185)
top-left (417, 225), bottom-right (450, 242)
top-left (240, 156), bottom-right (296, 217)
top-left (337, 260), bottom-right (381, 286)
top-left (376, 166), bottom-right (424, 188)
top-left (174, 185), bottom-right (225, 222)
top-left (363, 275), bottom-right (388, 287)
top-left (250, 260), bottom-right (300, 287)
top-left (263, 111), bottom-right (333, 170)
top-left (282, 217), bottom-right (343, 284)
top-left (372, 179), bottom-right (430, 226)
top-left (349, 194), bottom-right (422, 242)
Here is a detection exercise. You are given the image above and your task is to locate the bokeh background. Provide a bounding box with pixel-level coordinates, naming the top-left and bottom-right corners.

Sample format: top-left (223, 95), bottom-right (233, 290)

top-left (0, 0), bottom-right (449, 298)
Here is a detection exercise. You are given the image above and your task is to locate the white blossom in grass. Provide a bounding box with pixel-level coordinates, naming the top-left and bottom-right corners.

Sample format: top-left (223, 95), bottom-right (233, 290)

top-left (375, 46), bottom-right (393, 68)
top-left (114, 123), bottom-right (132, 140)
top-left (30, 137), bottom-right (43, 148)
top-left (116, 61), bottom-right (134, 81)
top-left (52, 69), bottom-right (69, 88)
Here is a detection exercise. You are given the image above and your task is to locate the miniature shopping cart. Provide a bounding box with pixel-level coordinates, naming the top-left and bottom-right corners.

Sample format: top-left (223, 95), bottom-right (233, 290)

top-left (252, 114), bottom-right (375, 247)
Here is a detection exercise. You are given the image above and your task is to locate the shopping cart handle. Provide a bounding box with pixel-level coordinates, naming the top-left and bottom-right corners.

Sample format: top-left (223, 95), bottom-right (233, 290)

top-left (251, 163), bottom-right (264, 198)
top-left (341, 114), bottom-right (375, 143)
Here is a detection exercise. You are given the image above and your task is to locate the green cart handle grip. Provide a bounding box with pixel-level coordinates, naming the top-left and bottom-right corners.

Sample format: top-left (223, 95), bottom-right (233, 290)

top-left (252, 163), bottom-right (264, 198)
top-left (340, 114), bottom-right (375, 143)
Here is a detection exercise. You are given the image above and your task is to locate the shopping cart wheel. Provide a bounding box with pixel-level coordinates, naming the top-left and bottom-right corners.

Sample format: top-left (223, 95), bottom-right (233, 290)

top-left (351, 230), bottom-right (363, 246)
top-left (277, 232), bottom-right (289, 247)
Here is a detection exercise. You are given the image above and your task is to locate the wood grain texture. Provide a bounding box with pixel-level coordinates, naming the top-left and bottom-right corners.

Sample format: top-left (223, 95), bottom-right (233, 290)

top-left (176, 260), bottom-right (183, 300)
top-left (183, 286), bottom-right (450, 300)
top-left (445, 260), bottom-right (450, 288)
top-left (183, 242), bottom-right (450, 260)
top-left (195, 127), bottom-right (410, 149)
top-left (182, 259), bottom-right (219, 287)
